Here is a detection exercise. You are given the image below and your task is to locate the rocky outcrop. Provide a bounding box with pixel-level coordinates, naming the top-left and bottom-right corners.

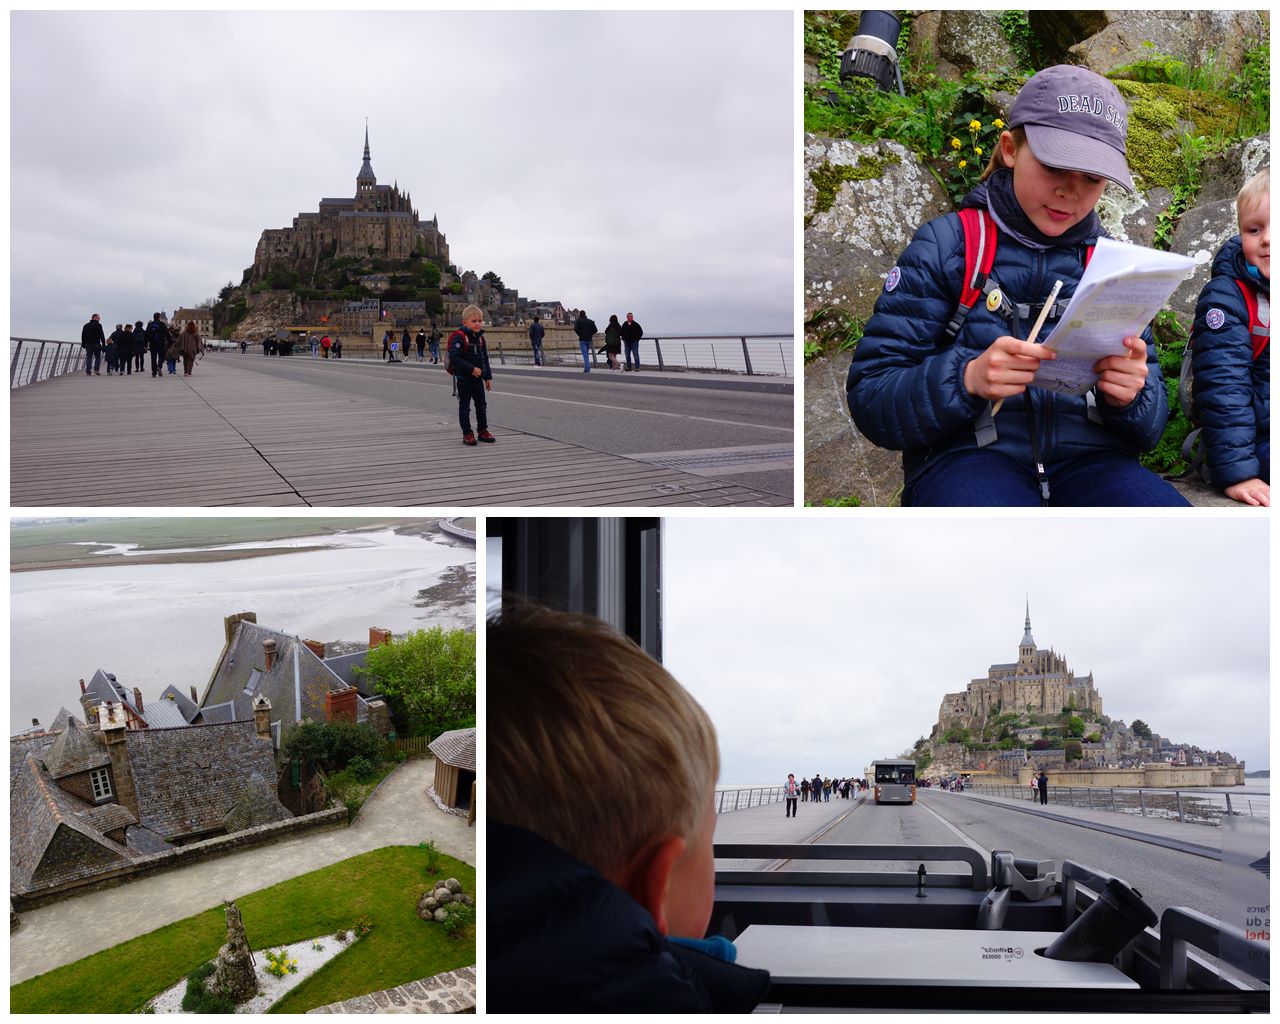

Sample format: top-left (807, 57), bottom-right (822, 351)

top-left (804, 351), bottom-right (903, 507)
top-left (908, 11), bottom-right (1022, 81)
top-left (1168, 134), bottom-right (1270, 317)
top-left (804, 135), bottom-right (950, 330)
top-left (1031, 11), bottom-right (1267, 76)
top-left (232, 292), bottom-right (299, 341)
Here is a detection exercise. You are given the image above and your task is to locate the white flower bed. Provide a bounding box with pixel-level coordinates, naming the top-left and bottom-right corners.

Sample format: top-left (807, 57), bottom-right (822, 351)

top-left (147, 933), bottom-right (359, 1013)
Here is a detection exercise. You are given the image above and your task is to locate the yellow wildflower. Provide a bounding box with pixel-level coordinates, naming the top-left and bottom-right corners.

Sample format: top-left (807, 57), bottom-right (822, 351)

top-left (951, 137), bottom-right (962, 150)
top-left (974, 147), bottom-right (983, 156)
top-left (993, 118), bottom-right (1005, 128)
top-left (958, 160), bottom-right (967, 169)
top-left (969, 119), bottom-right (982, 131)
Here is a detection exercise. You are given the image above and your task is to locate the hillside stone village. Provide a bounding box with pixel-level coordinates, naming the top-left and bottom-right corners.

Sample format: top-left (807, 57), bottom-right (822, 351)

top-left (183, 129), bottom-right (578, 342)
top-left (920, 605), bottom-right (1244, 784)
top-left (10, 612), bottom-right (476, 912)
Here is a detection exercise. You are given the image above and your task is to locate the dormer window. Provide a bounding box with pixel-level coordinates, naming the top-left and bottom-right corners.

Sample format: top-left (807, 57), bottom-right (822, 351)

top-left (243, 668), bottom-right (262, 697)
top-left (90, 767), bottom-right (113, 800)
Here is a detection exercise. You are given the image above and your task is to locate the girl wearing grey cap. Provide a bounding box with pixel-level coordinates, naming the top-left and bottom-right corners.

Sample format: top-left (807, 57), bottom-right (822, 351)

top-left (848, 65), bottom-right (1188, 506)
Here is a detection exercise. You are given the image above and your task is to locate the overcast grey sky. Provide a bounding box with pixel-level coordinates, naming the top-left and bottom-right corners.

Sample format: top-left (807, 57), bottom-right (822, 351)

top-left (10, 10), bottom-right (792, 340)
top-left (662, 516), bottom-right (1270, 783)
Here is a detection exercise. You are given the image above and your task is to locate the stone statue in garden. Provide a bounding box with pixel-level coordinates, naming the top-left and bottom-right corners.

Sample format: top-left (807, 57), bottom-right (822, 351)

top-left (209, 901), bottom-right (257, 1003)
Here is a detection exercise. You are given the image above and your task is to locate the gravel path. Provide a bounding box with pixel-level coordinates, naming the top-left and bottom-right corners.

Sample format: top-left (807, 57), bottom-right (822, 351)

top-left (11, 757), bottom-right (473, 984)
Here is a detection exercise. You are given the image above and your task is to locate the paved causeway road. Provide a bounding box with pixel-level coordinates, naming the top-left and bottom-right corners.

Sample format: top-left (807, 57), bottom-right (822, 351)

top-left (11, 355), bottom-right (792, 506)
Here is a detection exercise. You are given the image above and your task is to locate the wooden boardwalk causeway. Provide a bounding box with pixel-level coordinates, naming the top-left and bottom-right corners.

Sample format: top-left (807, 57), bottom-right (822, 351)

top-left (10, 361), bottom-right (786, 507)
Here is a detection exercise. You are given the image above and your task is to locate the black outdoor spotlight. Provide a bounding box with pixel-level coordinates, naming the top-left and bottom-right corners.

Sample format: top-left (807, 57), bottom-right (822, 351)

top-left (839, 10), bottom-right (905, 96)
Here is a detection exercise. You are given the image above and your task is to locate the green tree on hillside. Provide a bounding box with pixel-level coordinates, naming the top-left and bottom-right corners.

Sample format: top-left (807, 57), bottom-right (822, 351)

top-left (1131, 719), bottom-right (1153, 740)
top-left (356, 627), bottom-right (475, 739)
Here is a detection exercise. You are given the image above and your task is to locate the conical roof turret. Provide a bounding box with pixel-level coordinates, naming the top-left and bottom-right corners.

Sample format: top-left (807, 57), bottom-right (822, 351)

top-left (1021, 597), bottom-right (1036, 648)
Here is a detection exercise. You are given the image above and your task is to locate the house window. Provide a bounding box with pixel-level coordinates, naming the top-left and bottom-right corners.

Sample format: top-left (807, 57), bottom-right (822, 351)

top-left (90, 767), bottom-right (113, 800)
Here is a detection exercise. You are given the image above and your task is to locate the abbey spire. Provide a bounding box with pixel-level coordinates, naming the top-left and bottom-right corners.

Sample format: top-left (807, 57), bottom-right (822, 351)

top-left (1020, 597), bottom-right (1035, 649)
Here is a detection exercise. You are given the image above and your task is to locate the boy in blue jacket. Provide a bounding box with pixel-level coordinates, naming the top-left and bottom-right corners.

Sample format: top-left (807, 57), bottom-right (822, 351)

top-left (448, 305), bottom-right (494, 446)
top-left (1189, 170), bottom-right (1269, 505)
top-left (488, 604), bottom-right (770, 1012)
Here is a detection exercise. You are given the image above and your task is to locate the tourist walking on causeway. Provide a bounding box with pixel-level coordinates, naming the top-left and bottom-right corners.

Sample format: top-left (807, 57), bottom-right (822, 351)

top-left (784, 773), bottom-right (799, 818)
top-left (603, 315), bottom-right (623, 370)
top-left (621, 311), bottom-right (643, 371)
top-left (165, 321), bottom-right (181, 374)
top-left (402, 327), bottom-right (412, 363)
top-left (118, 323), bottom-right (134, 375)
top-left (145, 313), bottom-right (168, 377)
top-left (81, 313), bottom-right (105, 375)
top-left (134, 321), bottom-right (146, 371)
top-left (1037, 770), bottom-right (1049, 806)
top-left (428, 323), bottom-right (441, 364)
top-left (449, 305), bottom-right (495, 446)
top-left (800, 777), bottom-right (810, 802)
top-left (177, 320), bottom-right (205, 376)
top-left (574, 309), bottom-right (598, 373)
top-left (528, 315), bottom-right (544, 366)
top-left (416, 328), bottom-right (426, 362)
top-left (321, 334), bottom-right (332, 358)
top-left (107, 323), bottom-right (127, 375)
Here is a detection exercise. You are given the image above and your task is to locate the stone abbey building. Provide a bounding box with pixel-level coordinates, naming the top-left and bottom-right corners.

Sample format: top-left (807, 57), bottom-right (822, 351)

top-left (935, 604), bottom-right (1103, 730)
top-left (253, 128), bottom-right (449, 275)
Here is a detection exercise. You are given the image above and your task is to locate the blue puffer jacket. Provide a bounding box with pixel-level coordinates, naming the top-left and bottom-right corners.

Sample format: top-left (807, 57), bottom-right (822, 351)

top-left (1189, 235), bottom-right (1270, 488)
top-left (489, 822), bottom-right (771, 1012)
top-left (846, 208), bottom-right (1168, 493)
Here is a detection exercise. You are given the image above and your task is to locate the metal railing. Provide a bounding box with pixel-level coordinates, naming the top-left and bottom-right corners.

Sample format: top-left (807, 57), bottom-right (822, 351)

top-left (494, 334), bottom-right (795, 377)
top-left (11, 338), bottom-right (86, 388)
top-left (969, 783), bottom-right (1267, 826)
top-left (716, 786), bottom-right (786, 813)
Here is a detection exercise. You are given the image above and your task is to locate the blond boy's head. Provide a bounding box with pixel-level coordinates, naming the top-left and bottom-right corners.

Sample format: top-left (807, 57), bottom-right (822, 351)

top-left (488, 603), bottom-right (720, 932)
top-left (1236, 170), bottom-right (1270, 279)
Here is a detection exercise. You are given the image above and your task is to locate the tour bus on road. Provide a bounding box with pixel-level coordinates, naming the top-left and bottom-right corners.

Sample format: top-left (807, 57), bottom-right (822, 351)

top-left (873, 758), bottom-right (917, 804)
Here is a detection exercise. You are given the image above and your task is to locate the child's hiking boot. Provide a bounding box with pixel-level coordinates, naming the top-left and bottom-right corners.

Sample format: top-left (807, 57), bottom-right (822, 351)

top-left (478, 429), bottom-right (496, 443)
top-left (462, 432), bottom-right (477, 446)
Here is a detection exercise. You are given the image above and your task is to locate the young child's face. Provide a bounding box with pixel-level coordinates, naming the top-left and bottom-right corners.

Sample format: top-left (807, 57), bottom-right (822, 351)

top-left (463, 313), bottom-right (483, 331)
top-left (663, 794), bottom-right (718, 939)
top-left (1001, 132), bottom-right (1108, 238)
top-left (1240, 198), bottom-right (1270, 279)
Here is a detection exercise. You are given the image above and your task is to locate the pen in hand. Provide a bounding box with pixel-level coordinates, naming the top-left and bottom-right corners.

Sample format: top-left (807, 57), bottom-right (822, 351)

top-left (992, 278), bottom-right (1063, 416)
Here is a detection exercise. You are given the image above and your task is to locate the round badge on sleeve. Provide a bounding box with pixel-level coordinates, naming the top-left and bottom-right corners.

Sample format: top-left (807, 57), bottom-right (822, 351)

top-left (1206, 308), bottom-right (1226, 330)
top-left (986, 289), bottom-right (1003, 312)
top-left (885, 266), bottom-right (901, 292)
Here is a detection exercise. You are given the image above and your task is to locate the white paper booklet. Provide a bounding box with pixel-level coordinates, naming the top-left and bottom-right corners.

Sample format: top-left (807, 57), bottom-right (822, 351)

top-left (1031, 237), bottom-right (1196, 397)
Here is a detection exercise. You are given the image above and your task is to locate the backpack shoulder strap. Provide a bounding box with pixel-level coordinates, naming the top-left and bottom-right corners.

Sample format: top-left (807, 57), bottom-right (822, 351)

top-left (1233, 279), bottom-right (1270, 359)
top-left (944, 208), bottom-right (999, 341)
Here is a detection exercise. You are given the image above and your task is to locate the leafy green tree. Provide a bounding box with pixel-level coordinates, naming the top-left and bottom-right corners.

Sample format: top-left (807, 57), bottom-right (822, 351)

top-left (281, 720), bottom-right (384, 771)
top-left (1131, 719), bottom-right (1152, 739)
top-left (418, 260), bottom-right (441, 288)
top-left (1066, 715), bottom-right (1086, 738)
top-left (356, 627), bottom-right (475, 738)
top-left (1064, 740), bottom-right (1084, 763)
top-left (481, 270), bottom-right (505, 291)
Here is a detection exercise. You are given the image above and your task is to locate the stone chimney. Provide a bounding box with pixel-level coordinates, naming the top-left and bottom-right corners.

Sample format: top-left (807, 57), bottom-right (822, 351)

top-left (190, 685), bottom-right (199, 703)
top-left (263, 639), bottom-right (277, 671)
top-left (366, 699), bottom-right (391, 737)
top-left (369, 627), bottom-right (392, 650)
top-left (224, 611), bottom-right (258, 644)
top-left (133, 687), bottom-right (145, 714)
top-left (99, 702), bottom-right (140, 820)
top-left (79, 678), bottom-right (86, 694)
top-left (252, 696), bottom-right (273, 744)
top-left (325, 687), bottom-right (359, 725)
top-left (302, 639), bottom-right (326, 659)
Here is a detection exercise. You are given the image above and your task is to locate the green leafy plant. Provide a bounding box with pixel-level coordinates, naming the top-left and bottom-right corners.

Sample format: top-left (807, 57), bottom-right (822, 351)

top-left (1228, 39), bottom-right (1269, 136)
top-left (180, 962), bottom-right (236, 1014)
top-left (998, 11), bottom-right (1035, 71)
top-left (264, 948), bottom-right (299, 978)
top-left (353, 915), bottom-right (374, 939)
top-left (419, 840), bottom-right (443, 876)
top-left (346, 755), bottom-right (377, 783)
top-left (440, 902), bottom-right (474, 940)
top-left (804, 306), bottom-right (865, 362)
top-left (1141, 310), bottom-right (1193, 474)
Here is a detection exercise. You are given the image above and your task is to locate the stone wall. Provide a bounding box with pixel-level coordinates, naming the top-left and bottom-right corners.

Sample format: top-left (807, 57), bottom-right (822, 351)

top-left (1015, 764), bottom-right (1245, 788)
top-left (12, 801), bottom-right (348, 911)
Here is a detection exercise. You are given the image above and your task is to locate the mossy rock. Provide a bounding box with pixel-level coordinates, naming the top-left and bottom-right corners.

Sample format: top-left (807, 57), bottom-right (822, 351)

top-left (1113, 80), bottom-right (1249, 191)
top-left (808, 153), bottom-right (901, 223)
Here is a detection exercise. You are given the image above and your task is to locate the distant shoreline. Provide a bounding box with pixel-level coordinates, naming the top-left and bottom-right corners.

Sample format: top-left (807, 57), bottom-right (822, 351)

top-left (10, 545), bottom-right (331, 573)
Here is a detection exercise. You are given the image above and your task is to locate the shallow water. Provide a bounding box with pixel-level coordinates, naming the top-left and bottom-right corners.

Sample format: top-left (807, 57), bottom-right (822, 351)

top-left (10, 528), bottom-right (475, 730)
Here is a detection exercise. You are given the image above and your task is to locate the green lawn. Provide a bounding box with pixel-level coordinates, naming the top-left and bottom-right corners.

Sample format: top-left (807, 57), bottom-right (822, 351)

top-left (10, 845), bottom-right (475, 1013)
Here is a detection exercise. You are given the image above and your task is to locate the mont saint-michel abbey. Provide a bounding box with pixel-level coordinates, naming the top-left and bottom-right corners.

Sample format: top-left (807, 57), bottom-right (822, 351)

top-left (936, 605), bottom-right (1103, 725)
top-left (253, 128), bottom-right (449, 274)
